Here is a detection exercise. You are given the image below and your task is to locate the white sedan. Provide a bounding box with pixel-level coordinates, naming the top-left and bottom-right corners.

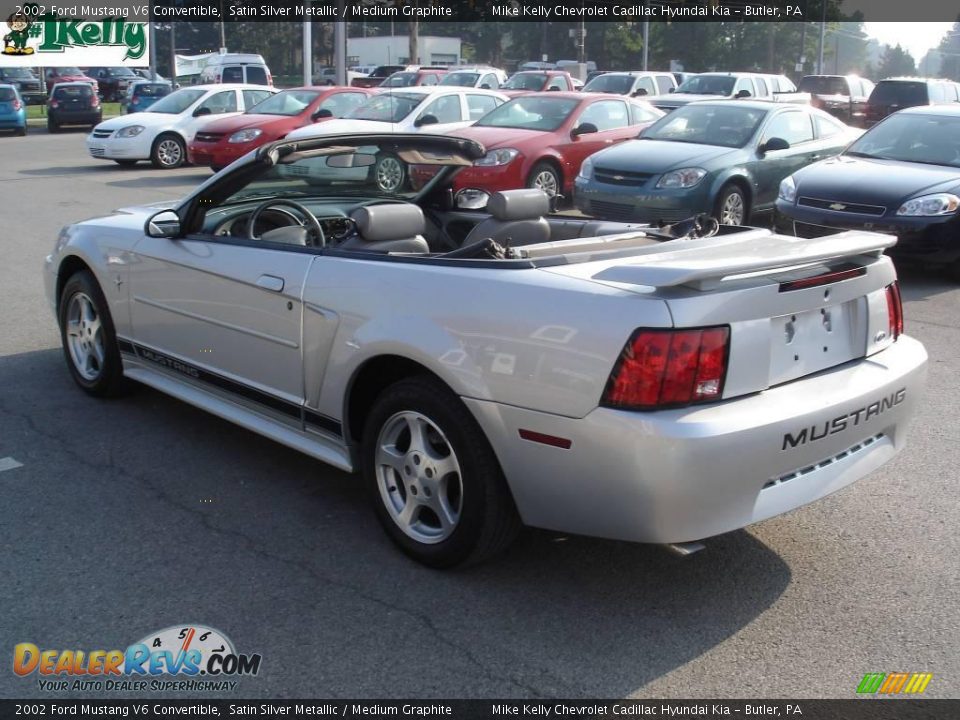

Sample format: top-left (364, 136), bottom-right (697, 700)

top-left (85, 84), bottom-right (276, 169)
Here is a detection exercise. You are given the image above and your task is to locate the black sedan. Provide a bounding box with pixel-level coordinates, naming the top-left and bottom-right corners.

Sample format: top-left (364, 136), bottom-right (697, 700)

top-left (776, 105), bottom-right (960, 277)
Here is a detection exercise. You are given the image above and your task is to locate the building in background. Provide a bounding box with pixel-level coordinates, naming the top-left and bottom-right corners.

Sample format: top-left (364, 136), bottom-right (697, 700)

top-left (346, 36), bottom-right (461, 68)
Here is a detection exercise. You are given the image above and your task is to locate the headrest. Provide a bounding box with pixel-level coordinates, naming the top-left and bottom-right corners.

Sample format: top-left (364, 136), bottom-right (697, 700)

top-left (350, 204), bottom-right (425, 242)
top-left (487, 189), bottom-right (551, 221)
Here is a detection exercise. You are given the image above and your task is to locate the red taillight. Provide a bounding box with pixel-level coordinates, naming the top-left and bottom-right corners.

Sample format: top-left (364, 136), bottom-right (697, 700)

top-left (886, 282), bottom-right (903, 341)
top-left (602, 327), bottom-right (730, 410)
top-left (91, 95), bottom-right (100, 107)
top-left (131, 96), bottom-right (139, 105)
top-left (49, 100), bottom-right (59, 109)
top-left (12, 99), bottom-right (21, 110)
top-left (267, 72), bottom-right (273, 87)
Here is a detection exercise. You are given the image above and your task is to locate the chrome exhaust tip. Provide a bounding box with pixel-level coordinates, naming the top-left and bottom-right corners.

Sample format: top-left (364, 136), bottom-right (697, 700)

top-left (664, 541), bottom-right (706, 556)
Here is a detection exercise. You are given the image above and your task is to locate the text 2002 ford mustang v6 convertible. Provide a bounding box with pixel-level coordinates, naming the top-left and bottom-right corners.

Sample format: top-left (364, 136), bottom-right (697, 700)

top-left (44, 133), bottom-right (927, 567)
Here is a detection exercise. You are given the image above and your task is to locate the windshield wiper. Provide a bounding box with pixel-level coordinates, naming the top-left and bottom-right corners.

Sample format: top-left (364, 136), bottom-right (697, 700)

top-left (845, 151), bottom-right (881, 159)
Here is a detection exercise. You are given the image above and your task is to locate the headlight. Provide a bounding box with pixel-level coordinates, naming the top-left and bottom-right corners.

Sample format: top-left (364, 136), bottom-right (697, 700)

top-left (474, 148), bottom-right (519, 166)
top-left (578, 156), bottom-right (594, 180)
top-left (656, 167), bottom-right (706, 189)
top-left (228, 128), bottom-right (263, 143)
top-left (778, 176), bottom-right (797, 203)
top-left (896, 193), bottom-right (960, 217)
top-left (116, 125), bottom-right (144, 138)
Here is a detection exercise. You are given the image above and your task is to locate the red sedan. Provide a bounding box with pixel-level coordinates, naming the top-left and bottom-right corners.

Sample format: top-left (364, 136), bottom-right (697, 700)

top-left (445, 92), bottom-right (663, 198)
top-left (187, 86), bottom-right (372, 171)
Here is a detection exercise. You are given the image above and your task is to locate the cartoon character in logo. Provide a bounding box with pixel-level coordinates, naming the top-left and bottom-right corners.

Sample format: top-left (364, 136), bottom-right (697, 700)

top-left (3, 10), bottom-right (35, 55)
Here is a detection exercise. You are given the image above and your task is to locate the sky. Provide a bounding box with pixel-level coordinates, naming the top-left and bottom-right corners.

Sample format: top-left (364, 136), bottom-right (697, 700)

top-left (863, 22), bottom-right (955, 62)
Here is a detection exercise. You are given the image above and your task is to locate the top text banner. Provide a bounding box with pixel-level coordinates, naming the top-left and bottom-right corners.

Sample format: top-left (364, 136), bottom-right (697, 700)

top-left (0, 0), bottom-right (954, 23)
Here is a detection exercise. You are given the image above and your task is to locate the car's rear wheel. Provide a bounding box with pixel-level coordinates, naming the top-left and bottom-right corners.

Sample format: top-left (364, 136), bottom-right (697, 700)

top-left (527, 161), bottom-right (561, 198)
top-left (362, 376), bottom-right (521, 567)
top-left (151, 133), bottom-right (185, 169)
top-left (47, 120), bottom-right (58, 133)
top-left (17, 125), bottom-right (26, 136)
top-left (58, 270), bottom-right (126, 397)
top-left (714, 183), bottom-right (749, 225)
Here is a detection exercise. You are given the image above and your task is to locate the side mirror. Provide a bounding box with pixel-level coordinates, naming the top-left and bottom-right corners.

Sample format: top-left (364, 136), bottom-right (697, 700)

top-left (668, 87), bottom-right (675, 93)
top-left (480, 83), bottom-right (491, 89)
top-left (547, 85), bottom-right (560, 91)
top-left (414, 113), bottom-right (438, 127)
top-left (145, 209), bottom-right (181, 239)
top-left (571, 122), bottom-right (598, 138)
top-left (760, 136), bottom-right (790, 154)
top-left (632, 88), bottom-right (648, 97)
top-left (735, 89), bottom-right (752, 99)
top-left (312, 107), bottom-right (333, 121)
top-left (193, 106), bottom-right (211, 117)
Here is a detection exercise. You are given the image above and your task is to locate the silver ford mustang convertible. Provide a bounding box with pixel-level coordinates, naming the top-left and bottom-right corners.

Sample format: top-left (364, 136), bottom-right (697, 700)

top-left (44, 133), bottom-right (928, 567)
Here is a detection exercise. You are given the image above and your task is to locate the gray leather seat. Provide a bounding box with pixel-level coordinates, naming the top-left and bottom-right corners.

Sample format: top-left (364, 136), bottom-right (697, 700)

top-left (341, 204), bottom-right (430, 254)
top-left (462, 189), bottom-right (551, 248)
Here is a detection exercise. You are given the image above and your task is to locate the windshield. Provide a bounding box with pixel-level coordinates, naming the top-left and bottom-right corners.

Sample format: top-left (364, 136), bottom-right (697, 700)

top-left (145, 88), bottom-right (206, 114)
top-left (345, 93), bottom-right (423, 122)
top-left (503, 73), bottom-right (547, 91)
top-left (382, 72), bottom-right (418, 88)
top-left (643, 104), bottom-right (767, 148)
top-left (3, 68), bottom-right (33, 79)
top-left (55, 67), bottom-right (84, 76)
top-left (845, 113), bottom-right (960, 167)
top-left (133, 83), bottom-right (170, 98)
top-left (106, 67), bottom-right (137, 77)
top-left (583, 75), bottom-right (634, 94)
top-left (675, 75), bottom-right (737, 96)
top-left (474, 96), bottom-right (578, 131)
top-left (219, 140), bottom-right (470, 206)
top-left (440, 72), bottom-right (480, 87)
top-left (0, 88), bottom-right (17, 101)
top-left (371, 66), bottom-right (404, 78)
top-left (54, 85), bottom-right (93, 99)
top-left (798, 76), bottom-right (849, 96)
top-left (248, 89), bottom-right (320, 116)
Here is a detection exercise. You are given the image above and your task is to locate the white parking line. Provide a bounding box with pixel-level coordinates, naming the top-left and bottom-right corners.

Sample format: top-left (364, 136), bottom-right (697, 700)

top-left (0, 457), bottom-right (23, 473)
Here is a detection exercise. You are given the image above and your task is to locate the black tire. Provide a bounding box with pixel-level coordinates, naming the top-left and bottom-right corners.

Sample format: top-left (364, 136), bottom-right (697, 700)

top-left (361, 376), bottom-right (521, 568)
top-left (47, 120), bottom-right (58, 133)
top-left (113, 160), bottom-right (137, 167)
top-left (372, 153), bottom-right (407, 193)
top-left (211, 165), bottom-right (225, 173)
top-left (58, 270), bottom-right (126, 397)
top-left (527, 161), bottom-right (561, 199)
top-left (713, 183), bottom-right (749, 226)
top-left (17, 125), bottom-right (26, 136)
top-left (150, 133), bottom-right (186, 169)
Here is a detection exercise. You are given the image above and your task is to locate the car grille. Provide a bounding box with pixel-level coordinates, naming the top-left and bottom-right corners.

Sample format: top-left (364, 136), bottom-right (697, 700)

top-left (792, 221), bottom-right (845, 239)
top-left (194, 132), bottom-right (225, 143)
top-left (588, 200), bottom-right (635, 222)
top-left (92, 129), bottom-right (113, 139)
top-left (593, 167), bottom-right (653, 186)
top-left (89, 148), bottom-right (105, 157)
top-left (798, 196), bottom-right (886, 216)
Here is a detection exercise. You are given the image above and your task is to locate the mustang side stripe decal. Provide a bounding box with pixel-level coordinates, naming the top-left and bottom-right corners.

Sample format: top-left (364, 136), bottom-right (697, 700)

top-left (117, 337), bottom-right (342, 439)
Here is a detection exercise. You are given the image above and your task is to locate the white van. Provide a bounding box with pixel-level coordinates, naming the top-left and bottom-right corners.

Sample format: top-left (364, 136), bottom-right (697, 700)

top-left (199, 53), bottom-right (272, 87)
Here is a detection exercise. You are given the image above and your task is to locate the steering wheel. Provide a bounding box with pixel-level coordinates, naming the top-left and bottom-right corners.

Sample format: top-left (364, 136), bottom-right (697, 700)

top-left (246, 199), bottom-right (326, 247)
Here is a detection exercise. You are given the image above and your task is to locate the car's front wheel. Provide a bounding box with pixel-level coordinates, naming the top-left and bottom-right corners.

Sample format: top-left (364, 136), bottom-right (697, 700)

top-left (362, 376), bottom-right (521, 567)
top-left (527, 161), bottom-right (561, 198)
top-left (714, 183), bottom-right (749, 225)
top-left (151, 133), bottom-right (186, 169)
top-left (58, 270), bottom-right (126, 396)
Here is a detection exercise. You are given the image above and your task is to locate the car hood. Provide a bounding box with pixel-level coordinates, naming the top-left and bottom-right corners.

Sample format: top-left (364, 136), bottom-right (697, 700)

top-left (453, 125), bottom-right (551, 150)
top-left (287, 118), bottom-right (399, 139)
top-left (96, 111), bottom-right (181, 130)
top-left (587, 138), bottom-right (739, 172)
top-left (194, 113), bottom-right (297, 135)
top-left (793, 155), bottom-right (960, 204)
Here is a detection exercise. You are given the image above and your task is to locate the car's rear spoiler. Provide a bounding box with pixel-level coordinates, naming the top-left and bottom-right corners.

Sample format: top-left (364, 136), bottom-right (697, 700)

top-left (585, 229), bottom-right (896, 289)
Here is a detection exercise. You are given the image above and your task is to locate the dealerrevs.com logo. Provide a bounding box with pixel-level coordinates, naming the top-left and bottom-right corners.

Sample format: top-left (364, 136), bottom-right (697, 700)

top-left (13, 625), bottom-right (262, 692)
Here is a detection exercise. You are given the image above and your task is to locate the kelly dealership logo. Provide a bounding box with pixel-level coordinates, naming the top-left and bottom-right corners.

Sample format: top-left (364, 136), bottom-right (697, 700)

top-left (2, 3), bottom-right (146, 62)
top-left (13, 625), bottom-right (261, 692)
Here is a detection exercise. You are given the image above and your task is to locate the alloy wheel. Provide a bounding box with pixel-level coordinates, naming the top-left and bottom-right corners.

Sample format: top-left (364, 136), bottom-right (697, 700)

top-left (65, 292), bottom-right (105, 382)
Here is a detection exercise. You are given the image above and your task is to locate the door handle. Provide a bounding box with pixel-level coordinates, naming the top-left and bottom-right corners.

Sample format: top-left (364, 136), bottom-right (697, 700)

top-left (256, 275), bottom-right (285, 292)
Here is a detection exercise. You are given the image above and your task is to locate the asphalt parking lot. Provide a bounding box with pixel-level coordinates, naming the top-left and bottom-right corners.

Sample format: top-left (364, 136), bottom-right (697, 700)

top-left (1, 128), bottom-right (959, 700)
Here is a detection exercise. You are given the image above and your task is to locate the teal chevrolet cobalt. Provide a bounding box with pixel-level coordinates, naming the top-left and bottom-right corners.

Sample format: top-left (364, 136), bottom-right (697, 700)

top-left (574, 100), bottom-right (859, 225)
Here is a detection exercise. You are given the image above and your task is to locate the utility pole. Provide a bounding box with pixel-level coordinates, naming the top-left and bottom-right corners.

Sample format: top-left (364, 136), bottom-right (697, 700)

top-left (169, 24), bottom-right (176, 85)
top-left (334, 0), bottom-right (347, 85)
top-left (798, 21), bottom-right (806, 75)
top-left (642, 16), bottom-right (649, 71)
top-left (303, 16), bottom-right (312, 85)
top-left (148, 22), bottom-right (157, 80)
top-left (409, 19), bottom-right (419, 65)
top-left (817, 1), bottom-right (827, 73)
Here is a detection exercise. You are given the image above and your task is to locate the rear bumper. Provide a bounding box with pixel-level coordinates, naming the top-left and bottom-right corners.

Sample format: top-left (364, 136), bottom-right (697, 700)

top-left (51, 110), bottom-right (102, 126)
top-left (465, 336), bottom-right (927, 544)
top-left (0, 112), bottom-right (26, 128)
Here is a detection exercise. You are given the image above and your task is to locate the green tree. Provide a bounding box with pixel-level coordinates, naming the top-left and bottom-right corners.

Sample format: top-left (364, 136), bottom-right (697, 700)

top-left (877, 44), bottom-right (917, 78)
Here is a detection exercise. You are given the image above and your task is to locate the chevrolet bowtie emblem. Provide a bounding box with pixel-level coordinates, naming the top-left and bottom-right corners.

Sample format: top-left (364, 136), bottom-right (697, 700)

top-left (829, 202), bottom-right (847, 210)
top-left (613, 175), bottom-right (624, 181)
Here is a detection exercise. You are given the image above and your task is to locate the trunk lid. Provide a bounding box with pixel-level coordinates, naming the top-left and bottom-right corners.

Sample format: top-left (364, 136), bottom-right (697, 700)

top-left (538, 227), bottom-right (899, 399)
